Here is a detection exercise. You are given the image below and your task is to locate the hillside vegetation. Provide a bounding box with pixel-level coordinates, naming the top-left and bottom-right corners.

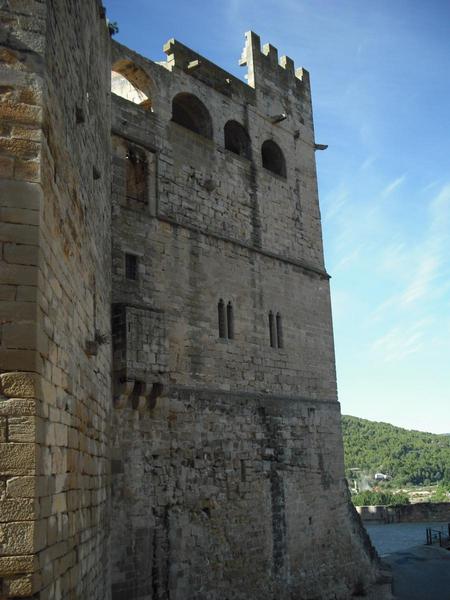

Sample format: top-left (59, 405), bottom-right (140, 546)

top-left (342, 415), bottom-right (450, 486)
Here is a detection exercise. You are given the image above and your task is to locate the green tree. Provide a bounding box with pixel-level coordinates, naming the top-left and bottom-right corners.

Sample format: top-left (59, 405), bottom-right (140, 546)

top-left (342, 415), bottom-right (450, 487)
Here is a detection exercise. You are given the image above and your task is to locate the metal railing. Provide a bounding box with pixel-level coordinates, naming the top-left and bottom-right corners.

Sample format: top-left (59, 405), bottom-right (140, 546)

top-left (425, 524), bottom-right (450, 548)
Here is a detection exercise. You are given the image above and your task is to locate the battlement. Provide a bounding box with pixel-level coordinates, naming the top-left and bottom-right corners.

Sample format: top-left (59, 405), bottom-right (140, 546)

top-left (161, 33), bottom-right (309, 102)
top-left (239, 31), bottom-right (310, 94)
top-left (162, 38), bottom-right (254, 101)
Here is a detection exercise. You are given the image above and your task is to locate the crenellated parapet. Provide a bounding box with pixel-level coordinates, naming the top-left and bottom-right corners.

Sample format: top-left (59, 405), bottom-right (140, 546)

top-left (160, 33), bottom-right (311, 109)
top-left (239, 31), bottom-right (311, 101)
top-left (162, 38), bottom-right (255, 102)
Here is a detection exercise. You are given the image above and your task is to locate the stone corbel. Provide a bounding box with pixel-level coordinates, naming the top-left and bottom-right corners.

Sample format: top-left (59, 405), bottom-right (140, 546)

top-left (113, 378), bottom-right (134, 409)
top-left (132, 381), bottom-right (150, 412)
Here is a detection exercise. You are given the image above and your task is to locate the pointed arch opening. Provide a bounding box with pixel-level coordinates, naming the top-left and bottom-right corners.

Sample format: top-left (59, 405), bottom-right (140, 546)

top-left (224, 120), bottom-right (251, 159)
top-left (172, 93), bottom-right (213, 139)
top-left (261, 140), bottom-right (286, 177)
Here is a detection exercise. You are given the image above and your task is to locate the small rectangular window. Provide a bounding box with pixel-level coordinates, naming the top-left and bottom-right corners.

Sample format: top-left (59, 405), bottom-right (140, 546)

top-left (125, 253), bottom-right (138, 280)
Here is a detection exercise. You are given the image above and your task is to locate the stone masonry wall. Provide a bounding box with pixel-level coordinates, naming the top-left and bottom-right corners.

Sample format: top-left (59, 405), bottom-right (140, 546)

top-left (358, 502), bottom-right (450, 523)
top-left (0, 2), bottom-right (48, 597)
top-left (109, 33), bottom-right (386, 600)
top-left (0, 1), bottom-right (111, 599)
top-left (37, 2), bottom-right (112, 598)
top-left (111, 392), bottom-right (380, 600)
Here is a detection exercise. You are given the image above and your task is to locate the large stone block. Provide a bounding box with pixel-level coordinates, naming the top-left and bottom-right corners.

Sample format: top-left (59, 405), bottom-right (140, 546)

top-left (8, 416), bottom-right (42, 443)
top-left (0, 263), bottom-right (38, 286)
top-left (3, 573), bottom-right (34, 597)
top-left (0, 498), bottom-right (35, 521)
top-left (4, 242), bottom-right (39, 265)
top-left (0, 398), bottom-right (38, 417)
top-left (2, 322), bottom-right (37, 350)
top-left (0, 180), bottom-right (42, 210)
top-left (0, 521), bottom-right (34, 555)
top-left (0, 372), bottom-right (39, 398)
top-left (0, 554), bottom-right (37, 575)
top-left (6, 476), bottom-right (37, 498)
top-left (0, 443), bottom-right (36, 475)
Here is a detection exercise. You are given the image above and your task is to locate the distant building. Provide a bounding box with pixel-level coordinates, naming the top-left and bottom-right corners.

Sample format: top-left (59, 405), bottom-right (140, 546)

top-left (375, 472), bottom-right (391, 481)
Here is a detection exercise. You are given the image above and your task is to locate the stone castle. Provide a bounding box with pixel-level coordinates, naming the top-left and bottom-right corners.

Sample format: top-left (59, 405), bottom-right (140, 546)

top-left (0, 1), bottom-right (390, 598)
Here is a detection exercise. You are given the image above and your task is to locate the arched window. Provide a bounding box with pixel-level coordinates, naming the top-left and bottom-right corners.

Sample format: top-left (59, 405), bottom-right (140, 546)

top-left (172, 93), bottom-right (213, 139)
top-left (218, 299), bottom-right (226, 338)
top-left (227, 302), bottom-right (234, 339)
top-left (111, 59), bottom-right (153, 110)
top-left (261, 140), bottom-right (286, 177)
top-left (268, 311), bottom-right (276, 348)
top-left (224, 120), bottom-right (251, 159)
top-left (276, 313), bottom-right (283, 349)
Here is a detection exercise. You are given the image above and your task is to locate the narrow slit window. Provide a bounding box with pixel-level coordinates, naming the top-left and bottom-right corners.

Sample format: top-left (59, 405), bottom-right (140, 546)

top-left (227, 302), bottom-right (234, 339)
top-left (269, 311), bottom-right (276, 348)
top-left (126, 147), bottom-right (147, 203)
top-left (276, 313), bottom-right (283, 349)
top-left (125, 253), bottom-right (138, 280)
top-left (218, 299), bottom-right (226, 338)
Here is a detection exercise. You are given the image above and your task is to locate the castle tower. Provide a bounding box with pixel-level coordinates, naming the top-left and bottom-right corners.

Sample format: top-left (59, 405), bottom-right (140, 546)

top-left (109, 31), bottom-right (387, 600)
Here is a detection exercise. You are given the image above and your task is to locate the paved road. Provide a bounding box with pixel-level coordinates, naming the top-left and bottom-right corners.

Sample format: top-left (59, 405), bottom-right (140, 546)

top-left (364, 522), bottom-right (450, 599)
top-left (365, 522), bottom-right (449, 556)
top-left (385, 545), bottom-right (450, 600)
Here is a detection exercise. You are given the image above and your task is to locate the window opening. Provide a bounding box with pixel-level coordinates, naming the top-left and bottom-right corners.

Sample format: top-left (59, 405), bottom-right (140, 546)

top-left (261, 140), bottom-right (286, 177)
top-left (218, 299), bottom-right (226, 338)
top-left (269, 311), bottom-right (276, 348)
top-left (126, 147), bottom-right (147, 203)
top-left (227, 302), bottom-right (234, 339)
top-left (224, 120), bottom-right (251, 159)
top-left (276, 313), bottom-right (283, 349)
top-left (111, 60), bottom-right (153, 110)
top-left (172, 93), bottom-right (213, 139)
top-left (125, 253), bottom-right (138, 280)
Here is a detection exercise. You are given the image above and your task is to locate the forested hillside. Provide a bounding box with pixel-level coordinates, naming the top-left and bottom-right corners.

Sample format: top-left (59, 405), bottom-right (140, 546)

top-left (342, 415), bottom-right (450, 486)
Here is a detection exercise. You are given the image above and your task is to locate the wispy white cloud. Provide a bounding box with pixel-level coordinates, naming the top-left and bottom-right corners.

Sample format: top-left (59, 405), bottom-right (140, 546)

top-left (373, 181), bottom-right (450, 316)
top-left (399, 256), bottom-right (439, 306)
top-left (323, 187), bottom-right (349, 222)
top-left (371, 318), bottom-right (432, 362)
top-left (333, 246), bottom-right (362, 271)
top-left (360, 155), bottom-right (376, 171)
top-left (380, 174), bottom-right (406, 198)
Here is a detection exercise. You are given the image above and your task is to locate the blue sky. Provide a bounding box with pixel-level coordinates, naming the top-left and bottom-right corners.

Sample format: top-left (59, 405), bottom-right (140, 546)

top-left (104, 0), bottom-right (450, 433)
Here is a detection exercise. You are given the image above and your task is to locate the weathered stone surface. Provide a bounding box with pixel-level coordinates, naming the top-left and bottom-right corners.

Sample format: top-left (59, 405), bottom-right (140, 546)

top-left (8, 416), bottom-right (41, 443)
top-left (0, 180), bottom-right (42, 210)
top-left (0, 522), bottom-right (34, 555)
top-left (0, 443), bottom-right (36, 475)
top-left (0, 498), bottom-right (35, 521)
top-left (0, 554), bottom-right (37, 575)
top-left (4, 243), bottom-right (39, 265)
top-left (6, 476), bottom-right (37, 498)
top-left (0, 398), bottom-right (38, 417)
top-left (0, 372), bottom-right (38, 398)
top-left (3, 573), bottom-right (34, 597)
